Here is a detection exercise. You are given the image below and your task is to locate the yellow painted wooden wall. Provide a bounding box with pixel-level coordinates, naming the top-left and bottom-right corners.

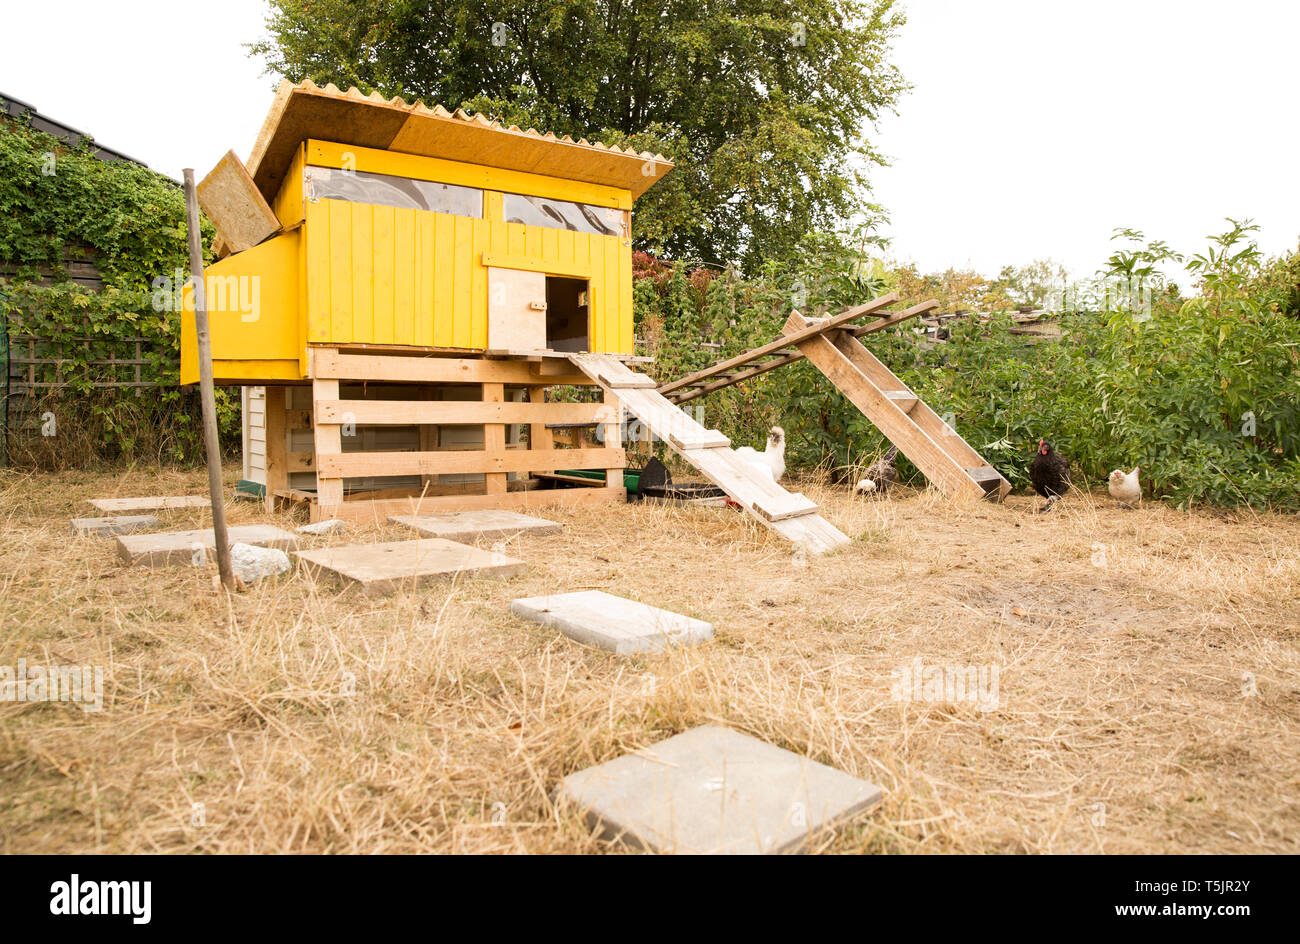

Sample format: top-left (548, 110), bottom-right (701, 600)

top-left (303, 202), bottom-right (632, 353)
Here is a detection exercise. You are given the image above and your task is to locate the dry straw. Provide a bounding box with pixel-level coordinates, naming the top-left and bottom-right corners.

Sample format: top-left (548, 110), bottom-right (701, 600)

top-left (1, 465), bottom-right (1297, 852)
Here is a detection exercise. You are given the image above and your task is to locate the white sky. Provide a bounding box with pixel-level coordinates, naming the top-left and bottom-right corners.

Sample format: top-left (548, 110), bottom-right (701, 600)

top-left (3, 0), bottom-right (1297, 280)
top-left (873, 0), bottom-right (1300, 277)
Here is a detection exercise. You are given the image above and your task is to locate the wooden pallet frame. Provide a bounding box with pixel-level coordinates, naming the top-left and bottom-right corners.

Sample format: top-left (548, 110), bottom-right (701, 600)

top-left (262, 347), bottom-right (627, 522)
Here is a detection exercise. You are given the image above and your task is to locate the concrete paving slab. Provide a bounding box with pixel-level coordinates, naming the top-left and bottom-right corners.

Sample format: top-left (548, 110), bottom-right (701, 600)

top-left (510, 590), bottom-right (713, 654)
top-left (88, 495), bottom-right (211, 513)
top-left (70, 515), bottom-right (160, 536)
top-left (557, 725), bottom-right (883, 854)
top-left (295, 538), bottom-right (525, 595)
top-left (389, 510), bottom-right (562, 544)
top-left (115, 525), bottom-right (298, 567)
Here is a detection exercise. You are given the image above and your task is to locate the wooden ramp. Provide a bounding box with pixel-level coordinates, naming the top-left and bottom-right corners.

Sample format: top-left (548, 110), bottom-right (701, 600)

top-left (567, 354), bottom-right (850, 555)
top-left (782, 312), bottom-right (1012, 502)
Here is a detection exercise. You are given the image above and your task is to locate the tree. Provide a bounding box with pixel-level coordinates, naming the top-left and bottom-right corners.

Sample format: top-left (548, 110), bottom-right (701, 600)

top-left (250, 0), bottom-right (906, 272)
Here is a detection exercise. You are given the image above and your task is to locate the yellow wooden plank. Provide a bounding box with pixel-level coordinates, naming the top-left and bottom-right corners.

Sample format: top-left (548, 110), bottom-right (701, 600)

top-left (417, 212), bottom-right (436, 347)
top-left (328, 201), bottom-right (351, 341)
top-left (372, 204), bottom-right (395, 344)
top-left (307, 139), bottom-right (633, 210)
top-left (470, 221), bottom-right (488, 348)
top-left (351, 203), bottom-right (373, 343)
top-left (394, 207), bottom-right (415, 346)
top-left (432, 213), bottom-right (454, 347)
top-left (453, 215), bottom-right (473, 348)
top-left (478, 252), bottom-right (592, 280)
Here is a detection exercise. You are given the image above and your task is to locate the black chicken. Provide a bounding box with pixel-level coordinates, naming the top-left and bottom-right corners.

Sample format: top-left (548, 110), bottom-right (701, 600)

top-left (855, 445), bottom-right (899, 495)
top-left (1029, 438), bottom-right (1071, 512)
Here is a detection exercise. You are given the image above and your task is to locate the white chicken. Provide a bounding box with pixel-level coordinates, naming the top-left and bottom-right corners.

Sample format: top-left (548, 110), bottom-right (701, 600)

top-left (734, 426), bottom-right (786, 483)
top-left (1108, 467), bottom-right (1141, 508)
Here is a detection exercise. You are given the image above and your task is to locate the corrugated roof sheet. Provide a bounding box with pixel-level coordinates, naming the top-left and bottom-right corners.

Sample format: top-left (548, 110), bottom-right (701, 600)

top-left (245, 80), bottom-right (673, 203)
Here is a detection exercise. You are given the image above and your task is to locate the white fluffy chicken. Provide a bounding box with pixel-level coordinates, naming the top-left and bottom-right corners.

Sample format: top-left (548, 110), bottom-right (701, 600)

top-left (735, 426), bottom-right (786, 483)
top-left (1108, 467), bottom-right (1142, 508)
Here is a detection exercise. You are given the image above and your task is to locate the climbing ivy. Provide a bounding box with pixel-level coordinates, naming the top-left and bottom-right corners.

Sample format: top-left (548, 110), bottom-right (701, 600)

top-left (0, 112), bottom-right (236, 466)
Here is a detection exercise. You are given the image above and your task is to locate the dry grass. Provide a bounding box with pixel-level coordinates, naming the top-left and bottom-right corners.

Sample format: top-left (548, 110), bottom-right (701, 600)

top-left (1, 463), bottom-right (1298, 853)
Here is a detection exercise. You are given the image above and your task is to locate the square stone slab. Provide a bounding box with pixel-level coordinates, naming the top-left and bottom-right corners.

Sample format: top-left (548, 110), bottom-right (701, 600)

top-left (295, 538), bottom-right (525, 595)
top-left (88, 495), bottom-right (211, 512)
top-left (557, 725), bottom-right (883, 854)
top-left (511, 590), bottom-right (713, 655)
top-left (71, 515), bottom-right (160, 536)
top-left (389, 510), bottom-right (562, 544)
top-left (116, 525), bottom-right (298, 567)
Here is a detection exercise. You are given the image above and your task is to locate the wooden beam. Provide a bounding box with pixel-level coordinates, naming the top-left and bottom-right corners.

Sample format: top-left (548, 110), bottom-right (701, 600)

top-left (316, 447), bottom-right (624, 479)
top-left (310, 347), bottom-right (591, 386)
top-left (313, 399), bottom-right (616, 426)
top-left (318, 481), bottom-right (624, 523)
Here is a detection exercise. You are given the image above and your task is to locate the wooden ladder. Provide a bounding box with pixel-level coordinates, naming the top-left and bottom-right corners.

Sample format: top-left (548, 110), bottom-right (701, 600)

top-left (567, 353), bottom-right (851, 555)
top-left (782, 312), bottom-right (1011, 502)
top-left (657, 292), bottom-right (940, 405)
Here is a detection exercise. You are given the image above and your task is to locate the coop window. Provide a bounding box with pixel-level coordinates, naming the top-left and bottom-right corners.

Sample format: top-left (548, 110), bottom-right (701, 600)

top-left (502, 193), bottom-right (624, 236)
top-left (305, 166), bottom-right (482, 217)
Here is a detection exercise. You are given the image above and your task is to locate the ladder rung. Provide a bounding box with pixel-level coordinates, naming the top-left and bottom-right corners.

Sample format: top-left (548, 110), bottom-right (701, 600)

top-left (965, 465), bottom-right (1002, 483)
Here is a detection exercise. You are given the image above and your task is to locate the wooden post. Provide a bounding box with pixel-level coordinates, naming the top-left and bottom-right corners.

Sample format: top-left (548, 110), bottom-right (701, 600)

top-left (183, 169), bottom-right (235, 590)
top-left (482, 382), bottom-right (507, 495)
top-left (602, 388), bottom-right (624, 495)
top-left (312, 377), bottom-right (343, 520)
top-left (263, 385), bottom-right (288, 514)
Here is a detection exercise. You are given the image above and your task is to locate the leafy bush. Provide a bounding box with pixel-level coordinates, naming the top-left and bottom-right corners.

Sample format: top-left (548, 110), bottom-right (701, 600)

top-left (634, 222), bottom-right (1300, 509)
top-left (0, 112), bottom-right (235, 468)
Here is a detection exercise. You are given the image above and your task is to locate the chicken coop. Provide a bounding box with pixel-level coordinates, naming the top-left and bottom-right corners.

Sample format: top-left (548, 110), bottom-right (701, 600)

top-left (180, 80), bottom-right (672, 522)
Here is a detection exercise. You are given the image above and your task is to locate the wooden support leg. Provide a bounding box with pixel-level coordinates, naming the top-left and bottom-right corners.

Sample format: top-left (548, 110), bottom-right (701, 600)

top-left (313, 378), bottom-right (343, 521)
top-left (482, 382), bottom-right (507, 496)
top-left (603, 388), bottom-right (625, 495)
top-left (528, 384), bottom-right (553, 475)
top-left (263, 385), bottom-right (287, 514)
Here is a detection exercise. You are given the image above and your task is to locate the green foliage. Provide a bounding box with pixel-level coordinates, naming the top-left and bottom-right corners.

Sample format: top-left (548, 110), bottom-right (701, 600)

top-left (252, 0), bottom-right (907, 271)
top-left (0, 113), bottom-right (234, 467)
top-left (636, 220), bottom-right (1300, 509)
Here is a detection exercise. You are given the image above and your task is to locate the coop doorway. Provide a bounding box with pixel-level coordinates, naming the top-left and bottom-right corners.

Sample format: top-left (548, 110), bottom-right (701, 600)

top-left (545, 276), bottom-right (590, 352)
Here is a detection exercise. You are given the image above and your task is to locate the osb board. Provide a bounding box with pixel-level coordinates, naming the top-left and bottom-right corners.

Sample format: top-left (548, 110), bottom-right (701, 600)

top-left (295, 538), bottom-right (525, 595)
top-left (245, 80), bottom-right (673, 204)
top-left (198, 150), bottom-right (281, 253)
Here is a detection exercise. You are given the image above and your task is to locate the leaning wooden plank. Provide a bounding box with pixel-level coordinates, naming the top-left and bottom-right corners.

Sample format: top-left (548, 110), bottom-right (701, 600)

top-left (568, 354), bottom-right (848, 554)
top-left (655, 293), bottom-right (899, 396)
top-left (661, 299), bottom-right (938, 403)
top-left (197, 150), bottom-right (282, 253)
